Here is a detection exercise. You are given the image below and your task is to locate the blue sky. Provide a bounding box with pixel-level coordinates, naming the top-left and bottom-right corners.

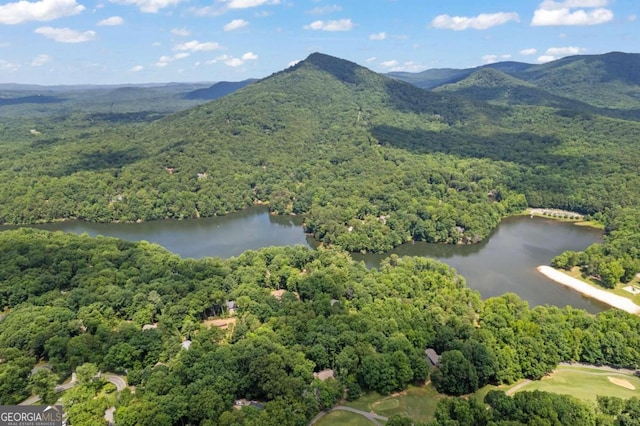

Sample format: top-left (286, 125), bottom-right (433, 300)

top-left (0, 0), bottom-right (637, 85)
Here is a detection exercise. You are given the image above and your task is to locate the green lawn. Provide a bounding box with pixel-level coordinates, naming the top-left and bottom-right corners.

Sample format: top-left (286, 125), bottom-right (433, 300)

top-left (514, 366), bottom-right (640, 401)
top-left (314, 410), bottom-right (377, 426)
top-left (344, 384), bottom-right (443, 423)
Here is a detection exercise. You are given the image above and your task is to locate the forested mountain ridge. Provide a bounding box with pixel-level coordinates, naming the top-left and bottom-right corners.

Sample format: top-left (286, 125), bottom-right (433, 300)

top-left (2, 52), bottom-right (640, 261)
top-left (391, 52), bottom-right (640, 111)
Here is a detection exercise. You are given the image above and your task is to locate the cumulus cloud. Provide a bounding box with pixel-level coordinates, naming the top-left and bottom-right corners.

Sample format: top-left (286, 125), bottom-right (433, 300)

top-left (110, 0), bottom-right (186, 14)
top-left (304, 19), bottom-right (354, 31)
top-left (431, 12), bottom-right (519, 30)
top-left (173, 40), bottom-right (222, 52)
top-left (31, 53), bottom-right (51, 66)
top-left (628, 14), bottom-right (637, 22)
top-left (306, 4), bottom-right (341, 15)
top-left (131, 65), bottom-right (144, 72)
top-left (366, 57), bottom-right (376, 63)
top-left (97, 16), bottom-right (123, 26)
top-left (537, 45), bottom-right (586, 62)
top-left (35, 26), bottom-right (96, 43)
top-left (171, 28), bottom-right (190, 36)
top-left (156, 52), bottom-right (189, 67)
top-left (379, 59), bottom-right (423, 72)
top-left (224, 19), bottom-right (249, 31)
top-left (194, 0), bottom-right (279, 16)
top-left (369, 32), bottom-right (387, 40)
top-left (207, 52), bottom-right (258, 67)
top-left (482, 54), bottom-right (499, 64)
top-left (0, 59), bottom-right (20, 71)
top-left (227, 0), bottom-right (279, 8)
top-left (520, 48), bottom-right (537, 55)
top-left (0, 0), bottom-right (84, 25)
top-left (531, 0), bottom-right (613, 26)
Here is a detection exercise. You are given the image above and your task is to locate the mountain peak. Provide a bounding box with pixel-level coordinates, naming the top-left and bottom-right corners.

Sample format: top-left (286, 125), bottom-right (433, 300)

top-left (293, 52), bottom-right (370, 84)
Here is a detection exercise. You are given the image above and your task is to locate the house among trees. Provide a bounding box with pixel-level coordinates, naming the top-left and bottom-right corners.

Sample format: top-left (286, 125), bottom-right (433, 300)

top-left (426, 348), bottom-right (440, 366)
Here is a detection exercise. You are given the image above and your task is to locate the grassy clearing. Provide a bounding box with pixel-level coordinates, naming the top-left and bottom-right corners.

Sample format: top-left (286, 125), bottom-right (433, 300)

top-left (514, 366), bottom-right (640, 401)
top-left (314, 410), bottom-right (376, 426)
top-left (344, 384), bottom-right (443, 423)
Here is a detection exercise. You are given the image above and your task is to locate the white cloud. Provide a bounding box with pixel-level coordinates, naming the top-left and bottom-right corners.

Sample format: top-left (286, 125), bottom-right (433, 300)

top-left (0, 59), bottom-right (20, 71)
top-left (131, 65), bottom-right (144, 72)
top-left (537, 46), bottom-right (586, 62)
top-left (288, 59), bottom-right (300, 67)
top-left (156, 52), bottom-right (189, 67)
top-left (173, 40), bottom-right (222, 52)
top-left (110, 0), bottom-right (186, 14)
top-left (379, 59), bottom-right (423, 72)
top-left (208, 52), bottom-right (258, 67)
top-left (34, 26), bottom-right (96, 43)
top-left (97, 16), bottom-right (123, 26)
top-left (546, 46), bottom-right (584, 55)
top-left (369, 32), bottom-right (387, 40)
top-left (0, 0), bottom-right (84, 25)
top-left (537, 55), bottom-right (557, 63)
top-left (304, 19), bottom-right (354, 31)
top-left (380, 60), bottom-right (399, 68)
top-left (628, 14), bottom-right (637, 22)
top-left (171, 28), bottom-right (191, 36)
top-left (306, 4), bottom-right (341, 15)
top-left (431, 12), bottom-right (519, 30)
top-left (227, 0), bottom-right (280, 8)
top-left (31, 53), bottom-right (51, 66)
top-left (520, 48), bottom-right (537, 55)
top-left (531, 0), bottom-right (613, 26)
top-left (224, 19), bottom-right (249, 31)
top-left (482, 54), bottom-right (499, 64)
top-left (366, 57), bottom-right (376, 63)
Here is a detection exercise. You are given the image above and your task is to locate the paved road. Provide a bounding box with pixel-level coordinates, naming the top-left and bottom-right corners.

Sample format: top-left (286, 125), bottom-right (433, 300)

top-left (102, 373), bottom-right (127, 391)
top-left (309, 406), bottom-right (388, 426)
top-left (19, 372), bottom-right (127, 405)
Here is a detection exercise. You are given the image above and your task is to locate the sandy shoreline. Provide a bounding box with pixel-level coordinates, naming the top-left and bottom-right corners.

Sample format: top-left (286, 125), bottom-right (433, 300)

top-left (537, 266), bottom-right (640, 315)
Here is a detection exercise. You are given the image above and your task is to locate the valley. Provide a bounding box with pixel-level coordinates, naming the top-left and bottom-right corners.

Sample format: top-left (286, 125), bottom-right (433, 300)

top-left (1, 51), bottom-right (640, 426)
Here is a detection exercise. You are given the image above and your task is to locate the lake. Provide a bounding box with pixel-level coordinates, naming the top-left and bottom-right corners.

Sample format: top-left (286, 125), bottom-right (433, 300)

top-left (25, 207), bottom-right (606, 312)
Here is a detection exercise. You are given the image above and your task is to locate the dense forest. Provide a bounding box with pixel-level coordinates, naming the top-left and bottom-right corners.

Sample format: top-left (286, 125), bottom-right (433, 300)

top-left (2, 52), bottom-right (640, 425)
top-left (0, 229), bottom-right (639, 425)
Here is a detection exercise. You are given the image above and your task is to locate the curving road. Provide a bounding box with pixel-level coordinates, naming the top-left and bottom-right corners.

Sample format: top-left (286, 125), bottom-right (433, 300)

top-left (309, 406), bottom-right (388, 426)
top-left (19, 372), bottom-right (127, 405)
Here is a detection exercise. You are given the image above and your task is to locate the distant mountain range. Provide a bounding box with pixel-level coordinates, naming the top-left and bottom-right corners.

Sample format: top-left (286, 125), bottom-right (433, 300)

top-left (388, 52), bottom-right (640, 111)
top-left (183, 79), bottom-right (257, 100)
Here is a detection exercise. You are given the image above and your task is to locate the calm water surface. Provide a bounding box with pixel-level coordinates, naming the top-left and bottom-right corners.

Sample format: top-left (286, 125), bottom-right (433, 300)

top-left (24, 208), bottom-right (605, 312)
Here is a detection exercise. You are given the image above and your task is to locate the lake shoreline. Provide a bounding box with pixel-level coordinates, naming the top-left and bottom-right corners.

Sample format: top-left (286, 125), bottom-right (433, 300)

top-left (537, 265), bottom-right (640, 314)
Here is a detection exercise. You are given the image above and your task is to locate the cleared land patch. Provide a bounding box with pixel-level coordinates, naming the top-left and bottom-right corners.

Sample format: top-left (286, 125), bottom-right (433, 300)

top-left (514, 366), bottom-right (640, 401)
top-left (608, 377), bottom-right (636, 390)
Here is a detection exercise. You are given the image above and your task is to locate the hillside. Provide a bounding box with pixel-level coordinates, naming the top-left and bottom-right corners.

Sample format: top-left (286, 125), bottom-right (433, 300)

top-left (183, 79), bottom-right (257, 100)
top-left (391, 52), bottom-right (640, 111)
top-left (2, 52), bottom-right (640, 255)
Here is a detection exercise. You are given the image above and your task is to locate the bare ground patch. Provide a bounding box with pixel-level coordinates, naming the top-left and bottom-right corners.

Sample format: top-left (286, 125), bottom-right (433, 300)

top-left (608, 377), bottom-right (636, 390)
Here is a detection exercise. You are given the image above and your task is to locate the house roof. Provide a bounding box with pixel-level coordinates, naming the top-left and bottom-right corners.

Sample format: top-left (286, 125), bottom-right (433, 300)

top-left (426, 348), bottom-right (440, 365)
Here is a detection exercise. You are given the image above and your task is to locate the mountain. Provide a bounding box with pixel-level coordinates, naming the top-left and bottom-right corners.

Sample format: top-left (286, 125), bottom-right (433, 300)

top-left (433, 68), bottom-right (599, 111)
top-left (4, 52), bottom-right (640, 254)
top-left (183, 79), bottom-right (257, 100)
top-left (387, 61), bottom-right (532, 89)
top-left (390, 52), bottom-right (640, 110)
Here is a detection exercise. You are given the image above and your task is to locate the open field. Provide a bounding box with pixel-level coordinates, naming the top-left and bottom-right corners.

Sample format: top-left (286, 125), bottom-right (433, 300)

top-left (344, 384), bottom-right (442, 423)
top-left (512, 366), bottom-right (640, 401)
top-left (314, 410), bottom-right (377, 426)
